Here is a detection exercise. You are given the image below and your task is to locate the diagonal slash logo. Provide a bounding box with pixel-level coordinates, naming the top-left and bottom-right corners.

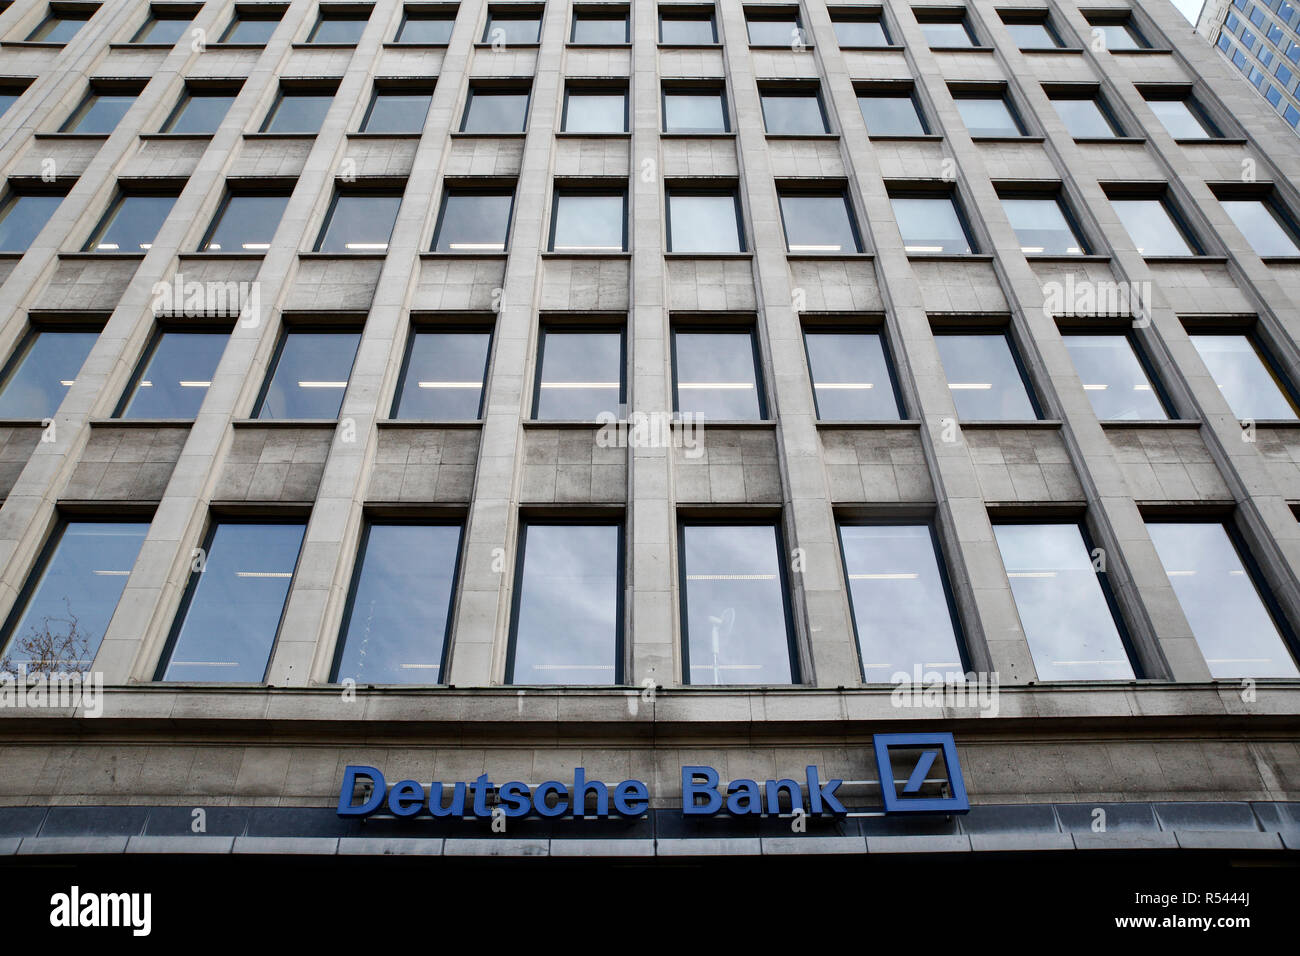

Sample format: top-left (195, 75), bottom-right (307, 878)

top-left (873, 732), bottom-right (970, 814)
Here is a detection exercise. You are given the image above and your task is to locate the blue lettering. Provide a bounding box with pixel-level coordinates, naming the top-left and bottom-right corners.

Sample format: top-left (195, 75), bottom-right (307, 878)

top-left (337, 765), bottom-right (385, 817)
top-left (682, 766), bottom-right (722, 815)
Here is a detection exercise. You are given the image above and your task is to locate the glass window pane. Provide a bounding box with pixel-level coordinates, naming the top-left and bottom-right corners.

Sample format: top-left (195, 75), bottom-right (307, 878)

top-left (760, 92), bottom-right (827, 133)
top-left (563, 91), bottom-right (626, 132)
top-left (203, 193), bottom-right (290, 252)
top-left (509, 523), bottom-right (621, 684)
top-left (0, 91), bottom-right (23, 117)
top-left (935, 333), bottom-right (1037, 419)
top-left (29, 15), bottom-right (90, 43)
top-left (484, 13), bottom-right (541, 43)
top-left (461, 90), bottom-right (530, 131)
top-left (994, 524), bottom-right (1135, 680)
top-left (659, 13), bottom-right (715, 43)
top-left (63, 94), bottom-right (136, 134)
top-left (920, 20), bottom-right (975, 46)
top-left (163, 92), bottom-right (236, 134)
top-left (804, 331), bottom-right (901, 420)
top-left (858, 93), bottom-right (927, 135)
top-left (746, 16), bottom-right (804, 45)
top-left (667, 191), bottom-right (743, 252)
top-left (0, 193), bottom-right (63, 251)
top-left (222, 16), bottom-right (280, 43)
top-left (954, 97), bottom-right (1022, 137)
top-left (663, 91), bottom-right (727, 131)
top-left (257, 331), bottom-right (361, 419)
top-left (334, 523), bottom-right (462, 684)
top-left (572, 14), bottom-right (627, 42)
top-left (682, 523), bottom-right (794, 685)
top-left (551, 192), bottom-right (625, 251)
top-left (0, 522), bottom-right (149, 672)
top-left (833, 17), bottom-right (889, 46)
top-left (1220, 199), bottom-right (1300, 256)
top-left (159, 522), bottom-right (305, 682)
top-left (0, 330), bottom-right (97, 419)
top-left (396, 15), bottom-right (454, 42)
top-left (840, 524), bottom-right (964, 681)
top-left (1053, 97), bottom-right (1119, 137)
top-left (1062, 335), bottom-right (1168, 420)
top-left (779, 193), bottom-right (860, 253)
top-left (1148, 523), bottom-right (1299, 678)
top-left (1001, 196), bottom-right (1087, 254)
top-left (309, 15), bottom-right (369, 43)
top-left (361, 91), bottom-right (431, 132)
top-left (674, 330), bottom-right (762, 418)
top-left (121, 332), bottom-right (227, 418)
top-left (1005, 21), bottom-right (1058, 48)
top-left (262, 92), bottom-right (333, 133)
top-left (1146, 98), bottom-right (1215, 139)
top-left (890, 195), bottom-right (973, 253)
top-left (394, 330), bottom-right (491, 419)
top-left (315, 193), bottom-right (403, 252)
top-left (1111, 198), bottom-right (1196, 256)
top-left (535, 330), bottom-right (623, 419)
top-left (432, 190), bottom-right (514, 251)
top-left (86, 193), bottom-right (177, 252)
top-left (1189, 334), bottom-right (1298, 419)
top-left (135, 16), bottom-right (191, 43)
top-left (1091, 22), bottom-right (1146, 49)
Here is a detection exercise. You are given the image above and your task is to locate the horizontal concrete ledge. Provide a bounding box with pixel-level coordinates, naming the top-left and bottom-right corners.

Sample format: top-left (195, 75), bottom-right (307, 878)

top-left (1174, 831), bottom-right (1284, 851)
top-left (866, 835), bottom-right (972, 854)
top-left (656, 838), bottom-right (763, 856)
top-left (969, 833), bottom-right (1076, 853)
top-left (126, 836), bottom-right (235, 854)
top-left (1071, 832), bottom-right (1179, 851)
top-left (440, 839), bottom-right (549, 857)
top-left (337, 838), bottom-right (445, 856)
top-left (0, 838), bottom-right (19, 856)
top-left (549, 839), bottom-right (656, 857)
top-left (19, 836), bottom-right (129, 855)
top-left (231, 837), bottom-right (339, 855)
top-left (761, 836), bottom-right (867, 855)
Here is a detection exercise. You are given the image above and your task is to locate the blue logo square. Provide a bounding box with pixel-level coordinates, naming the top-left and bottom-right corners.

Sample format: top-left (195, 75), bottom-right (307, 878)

top-left (873, 732), bottom-right (969, 814)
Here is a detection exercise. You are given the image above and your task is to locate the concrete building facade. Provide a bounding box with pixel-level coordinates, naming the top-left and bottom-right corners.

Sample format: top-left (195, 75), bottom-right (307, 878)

top-left (1197, 0), bottom-right (1300, 133)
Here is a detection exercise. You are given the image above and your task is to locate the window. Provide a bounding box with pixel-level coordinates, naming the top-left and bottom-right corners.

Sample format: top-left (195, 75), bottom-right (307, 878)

top-left (889, 193), bottom-right (976, 254)
top-left (666, 189), bottom-right (744, 252)
top-left (461, 87), bottom-right (530, 131)
top-left (858, 90), bottom-right (928, 135)
top-left (745, 11), bottom-right (805, 46)
top-left (839, 524), bottom-right (965, 682)
top-left (483, 8), bottom-right (541, 43)
top-left (307, 8), bottom-right (370, 43)
top-left (935, 332), bottom-right (1038, 419)
top-left (918, 15), bottom-right (977, 47)
top-left (1188, 334), bottom-right (1298, 420)
top-left (508, 522), bottom-right (623, 685)
top-left (562, 87), bottom-right (627, 132)
top-left (84, 191), bottom-right (178, 252)
top-left (0, 521), bottom-right (149, 672)
top-left (1050, 94), bottom-right (1121, 138)
top-left (953, 94), bottom-right (1025, 137)
top-left (157, 520), bottom-right (305, 682)
top-left (359, 88), bottom-right (432, 132)
top-left (0, 329), bottom-right (98, 418)
top-left (0, 189), bottom-right (64, 251)
top-left (255, 330), bottom-right (362, 418)
top-left (1061, 335), bottom-right (1168, 420)
top-left (395, 10), bottom-right (454, 42)
top-left (993, 523), bottom-right (1136, 680)
top-left (760, 89), bottom-right (829, 134)
top-left (431, 187), bottom-right (515, 251)
top-left (1000, 194), bottom-right (1088, 255)
top-left (533, 328), bottom-right (624, 419)
top-left (60, 89), bottom-right (137, 134)
top-left (1144, 96), bottom-right (1219, 139)
top-left (659, 7), bottom-right (716, 43)
top-left (393, 329), bottom-right (491, 418)
top-left (803, 330), bottom-right (902, 420)
top-left (161, 88), bottom-right (238, 134)
top-left (1110, 196), bottom-right (1200, 256)
top-left (0, 83), bottom-right (30, 117)
top-left (1219, 198), bottom-right (1300, 257)
top-left (333, 522), bottom-right (463, 684)
top-left (260, 89), bottom-right (334, 133)
top-left (549, 188), bottom-right (627, 252)
top-left (672, 329), bottom-right (763, 418)
top-left (778, 189), bottom-right (862, 253)
top-left (571, 9), bottom-right (628, 42)
top-left (219, 9), bottom-right (282, 43)
top-left (315, 190), bottom-right (403, 252)
top-left (1002, 16), bottom-right (1062, 49)
top-left (118, 331), bottom-right (228, 418)
top-left (1147, 522), bottom-right (1299, 678)
top-left (662, 88), bottom-right (728, 132)
top-left (132, 10), bottom-right (193, 43)
top-left (1088, 18), bottom-right (1149, 50)
top-left (27, 9), bottom-right (93, 43)
top-left (200, 190), bottom-right (291, 252)
top-left (831, 12), bottom-right (890, 46)
top-left (680, 522), bottom-right (797, 685)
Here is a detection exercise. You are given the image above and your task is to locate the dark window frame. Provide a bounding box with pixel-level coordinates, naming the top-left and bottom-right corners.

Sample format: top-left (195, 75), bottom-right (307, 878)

top-left (1057, 325), bottom-right (1178, 420)
top-left (560, 82), bottom-right (629, 132)
top-left (312, 185), bottom-right (405, 253)
top-left (389, 318), bottom-right (495, 420)
top-left (669, 322), bottom-right (768, 418)
top-left (887, 186), bottom-right (982, 255)
top-left (758, 84), bottom-right (832, 134)
top-left (657, 4), bottom-right (718, 44)
top-left (829, 8), bottom-right (895, 48)
top-left (358, 82), bottom-right (435, 132)
top-left (530, 321), bottom-right (628, 420)
top-left (429, 183), bottom-right (517, 253)
top-left (546, 183), bottom-right (629, 252)
top-left (664, 185), bottom-right (747, 252)
top-left (569, 6), bottom-right (630, 43)
top-left (856, 82), bottom-right (932, 135)
top-left (158, 81), bottom-right (243, 134)
top-left (258, 84), bottom-right (338, 133)
top-left (660, 83), bottom-right (731, 132)
top-left (932, 323), bottom-right (1044, 420)
top-left (776, 184), bottom-right (865, 253)
top-left (216, 4), bottom-right (287, 43)
top-left (252, 324), bottom-right (363, 420)
top-left (801, 321), bottom-right (906, 420)
top-left (305, 6), bottom-right (373, 44)
top-left (198, 182), bottom-right (295, 253)
top-left (996, 187), bottom-right (1093, 255)
top-left (112, 322), bottom-right (232, 419)
top-left (82, 184), bottom-right (183, 253)
top-left (459, 82), bottom-right (532, 132)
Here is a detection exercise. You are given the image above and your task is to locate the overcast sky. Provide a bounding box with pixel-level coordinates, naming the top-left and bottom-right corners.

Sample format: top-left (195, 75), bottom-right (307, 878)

top-left (1171, 0), bottom-right (1206, 24)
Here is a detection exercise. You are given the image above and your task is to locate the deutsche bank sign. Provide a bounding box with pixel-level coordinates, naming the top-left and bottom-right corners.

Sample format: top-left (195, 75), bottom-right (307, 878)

top-left (338, 732), bottom-right (968, 820)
